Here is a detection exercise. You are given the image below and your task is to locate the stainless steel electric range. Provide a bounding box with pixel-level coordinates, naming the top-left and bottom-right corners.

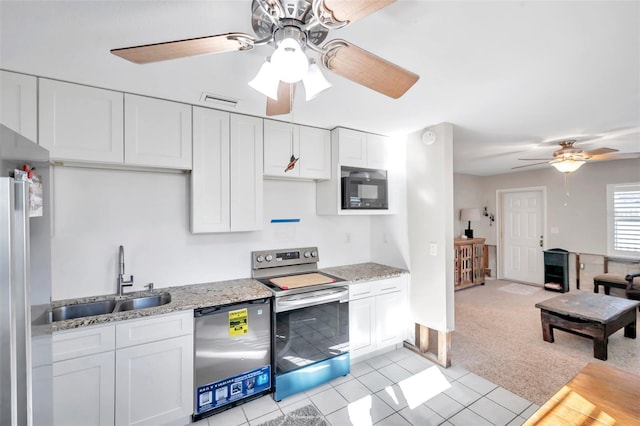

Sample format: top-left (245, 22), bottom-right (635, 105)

top-left (251, 247), bottom-right (350, 401)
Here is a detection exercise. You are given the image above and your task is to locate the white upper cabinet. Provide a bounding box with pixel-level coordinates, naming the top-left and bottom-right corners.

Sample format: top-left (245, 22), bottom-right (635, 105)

top-left (0, 70), bottom-right (38, 141)
top-left (124, 94), bottom-right (192, 169)
top-left (39, 78), bottom-right (124, 163)
top-left (230, 113), bottom-right (263, 232)
top-left (263, 120), bottom-right (330, 180)
top-left (299, 125), bottom-right (331, 179)
top-left (191, 107), bottom-right (263, 233)
top-left (336, 127), bottom-right (388, 169)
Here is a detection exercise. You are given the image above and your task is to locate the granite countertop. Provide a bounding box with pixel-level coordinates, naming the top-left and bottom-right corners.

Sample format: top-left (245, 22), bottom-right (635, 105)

top-left (321, 262), bottom-right (409, 283)
top-left (52, 262), bottom-right (409, 332)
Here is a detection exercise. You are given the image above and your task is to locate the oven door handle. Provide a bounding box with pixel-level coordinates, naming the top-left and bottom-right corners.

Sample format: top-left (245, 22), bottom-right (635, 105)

top-left (276, 288), bottom-right (349, 312)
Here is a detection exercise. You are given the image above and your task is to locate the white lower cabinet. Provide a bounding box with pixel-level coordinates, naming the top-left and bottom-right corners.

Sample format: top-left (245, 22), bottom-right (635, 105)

top-left (53, 351), bottom-right (116, 426)
top-left (115, 335), bottom-right (193, 426)
top-left (53, 324), bottom-right (116, 426)
top-left (349, 276), bottom-right (409, 360)
top-left (52, 311), bottom-right (193, 426)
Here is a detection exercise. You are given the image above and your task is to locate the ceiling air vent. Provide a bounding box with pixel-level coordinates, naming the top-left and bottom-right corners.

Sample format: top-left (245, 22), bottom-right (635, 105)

top-left (199, 92), bottom-right (238, 108)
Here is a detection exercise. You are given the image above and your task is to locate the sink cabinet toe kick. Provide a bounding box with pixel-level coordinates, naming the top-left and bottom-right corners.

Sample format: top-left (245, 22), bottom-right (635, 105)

top-left (539, 309), bottom-right (637, 361)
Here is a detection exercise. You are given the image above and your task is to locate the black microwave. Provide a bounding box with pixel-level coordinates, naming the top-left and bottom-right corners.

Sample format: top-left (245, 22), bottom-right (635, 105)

top-left (341, 172), bottom-right (388, 210)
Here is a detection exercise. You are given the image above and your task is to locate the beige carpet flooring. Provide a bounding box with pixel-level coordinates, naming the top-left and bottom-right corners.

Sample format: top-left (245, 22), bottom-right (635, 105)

top-left (452, 279), bottom-right (640, 406)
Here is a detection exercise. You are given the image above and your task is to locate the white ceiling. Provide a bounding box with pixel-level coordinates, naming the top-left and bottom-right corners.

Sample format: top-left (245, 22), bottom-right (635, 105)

top-left (1, 1), bottom-right (638, 175)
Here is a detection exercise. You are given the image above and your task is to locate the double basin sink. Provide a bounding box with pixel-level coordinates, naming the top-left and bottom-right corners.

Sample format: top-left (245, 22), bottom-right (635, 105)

top-left (52, 292), bottom-right (171, 322)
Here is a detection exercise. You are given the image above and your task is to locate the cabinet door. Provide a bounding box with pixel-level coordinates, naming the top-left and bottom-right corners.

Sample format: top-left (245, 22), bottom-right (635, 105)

top-left (337, 127), bottom-right (367, 167)
top-left (264, 120), bottom-right (299, 178)
top-left (376, 290), bottom-right (407, 348)
top-left (124, 94), bottom-right (192, 169)
top-left (191, 107), bottom-right (230, 233)
top-left (349, 297), bottom-right (376, 360)
top-left (39, 79), bottom-right (124, 163)
top-left (299, 126), bottom-right (330, 179)
top-left (366, 133), bottom-right (388, 170)
top-left (230, 114), bottom-right (263, 232)
top-left (53, 351), bottom-right (115, 426)
top-left (0, 70), bottom-right (37, 141)
top-left (115, 335), bottom-right (193, 426)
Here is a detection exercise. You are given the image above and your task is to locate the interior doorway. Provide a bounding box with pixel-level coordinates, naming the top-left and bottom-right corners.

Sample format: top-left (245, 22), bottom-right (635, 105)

top-left (497, 187), bottom-right (546, 285)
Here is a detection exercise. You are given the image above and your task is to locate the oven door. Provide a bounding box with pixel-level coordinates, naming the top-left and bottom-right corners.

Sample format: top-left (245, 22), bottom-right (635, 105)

top-left (274, 287), bottom-right (349, 376)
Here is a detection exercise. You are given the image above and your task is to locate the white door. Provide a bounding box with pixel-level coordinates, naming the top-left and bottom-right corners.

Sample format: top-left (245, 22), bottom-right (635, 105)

top-left (501, 190), bottom-right (545, 284)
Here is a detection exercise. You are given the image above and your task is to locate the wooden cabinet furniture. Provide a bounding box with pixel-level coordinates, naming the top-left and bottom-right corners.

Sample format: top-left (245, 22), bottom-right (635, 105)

top-left (349, 275), bottom-right (409, 360)
top-left (0, 70), bottom-right (38, 141)
top-left (52, 311), bottom-right (194, 426)
top-left (263, 119), bottom-right (331, 180)
top-left (124, 94), bottom-right (192, 169)
top-left (39, 78), bottom-right (124, 164)
top-left (191, 107), bottom-right (263, 233)
top-left (454, 238), bottom-right (485, 290)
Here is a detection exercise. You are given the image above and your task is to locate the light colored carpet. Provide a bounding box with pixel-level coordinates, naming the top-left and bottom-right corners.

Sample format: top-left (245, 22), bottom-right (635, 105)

top-left (453, 280), bottom-right (640, 406)
top-left (497, 282), bottom-right (542, 296)
top-left (257, 404), bottom-right (327, 426)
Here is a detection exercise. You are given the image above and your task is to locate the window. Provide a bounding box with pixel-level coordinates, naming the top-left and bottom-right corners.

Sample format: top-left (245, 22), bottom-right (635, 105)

top-left (607, 182), bottom-right (640, 258)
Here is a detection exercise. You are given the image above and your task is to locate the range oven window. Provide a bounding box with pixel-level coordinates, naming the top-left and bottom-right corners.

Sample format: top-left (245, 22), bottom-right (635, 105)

top-left (274, 300), bottom-right (349, 375)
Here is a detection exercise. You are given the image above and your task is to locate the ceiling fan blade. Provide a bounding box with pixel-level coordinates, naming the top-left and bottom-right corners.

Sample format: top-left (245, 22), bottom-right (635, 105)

top-left (511, 161), bottom-right (550, 170)
top-left (584, 147), bottom-right (617, 157)
top-left (589, 152), bottom-right (640, 160)
top-left (321, 39), bottom-right (419, 99)
top-left (266, 82), bottom-right (295, 116)
top-left (111, 33), bottom-right (254, 64)
top-left (323, 0), bottom-right (396, 25)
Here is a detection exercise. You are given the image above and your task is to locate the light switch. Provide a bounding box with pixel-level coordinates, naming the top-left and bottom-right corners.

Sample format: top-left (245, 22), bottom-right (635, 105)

top-left (430, 242), bottom-right (438, 256)
top-left (551, 227), bottom-right (560, 234)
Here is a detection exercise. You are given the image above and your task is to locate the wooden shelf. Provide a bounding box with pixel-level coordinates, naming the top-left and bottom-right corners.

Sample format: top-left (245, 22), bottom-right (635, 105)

top-left (454, 238), bottom-right (485, 291)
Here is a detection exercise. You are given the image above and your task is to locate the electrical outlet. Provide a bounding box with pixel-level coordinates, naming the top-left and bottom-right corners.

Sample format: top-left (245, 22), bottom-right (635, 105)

top-left (430, 242), bottom-right (438, 256)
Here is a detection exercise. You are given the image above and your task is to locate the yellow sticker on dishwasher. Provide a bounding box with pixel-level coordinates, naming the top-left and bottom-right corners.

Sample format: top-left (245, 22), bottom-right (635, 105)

top-left (229, 308), bottom-right (248, 336)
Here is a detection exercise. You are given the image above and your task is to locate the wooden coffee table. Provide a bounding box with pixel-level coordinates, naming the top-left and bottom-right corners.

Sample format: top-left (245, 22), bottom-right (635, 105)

top-left (535, 292), bottom-right (639, 360)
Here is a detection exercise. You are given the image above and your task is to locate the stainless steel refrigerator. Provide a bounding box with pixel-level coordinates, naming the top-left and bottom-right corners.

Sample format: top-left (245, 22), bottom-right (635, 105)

top-left (0, 124), bottom-right (53, 425)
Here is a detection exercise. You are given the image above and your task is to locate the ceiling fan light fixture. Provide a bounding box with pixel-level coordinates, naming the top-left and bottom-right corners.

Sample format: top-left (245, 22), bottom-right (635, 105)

top-left (270, 37), bottom-right (309, 83)
top-left (248, 60), bottom-right (280, 100)
top-left (551, 159), bottom-right (586, 173)
top-left (303, 61), bottom-right (332, 101)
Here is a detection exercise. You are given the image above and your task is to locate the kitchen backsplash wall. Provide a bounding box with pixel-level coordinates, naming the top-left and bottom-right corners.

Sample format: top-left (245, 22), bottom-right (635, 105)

top-left (51, 166), bottom-right (372, 300)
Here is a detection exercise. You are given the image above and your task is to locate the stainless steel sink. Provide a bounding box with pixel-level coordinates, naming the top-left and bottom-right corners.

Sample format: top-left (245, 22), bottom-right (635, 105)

top-left (52, 300), bottom-right (117, 322)
top-left (52, 292), bottom-right (172, 322)
top-left (114, 293), bottom-right (172, 312)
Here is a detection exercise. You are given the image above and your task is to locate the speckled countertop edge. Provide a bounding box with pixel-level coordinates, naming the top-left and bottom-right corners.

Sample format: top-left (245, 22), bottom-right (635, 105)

top-left (52, 262), bottom-right (409, 332)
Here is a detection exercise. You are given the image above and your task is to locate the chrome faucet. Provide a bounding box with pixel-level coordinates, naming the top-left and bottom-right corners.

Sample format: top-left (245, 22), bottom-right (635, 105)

top-left (117, 245), bottom-right (134, 296)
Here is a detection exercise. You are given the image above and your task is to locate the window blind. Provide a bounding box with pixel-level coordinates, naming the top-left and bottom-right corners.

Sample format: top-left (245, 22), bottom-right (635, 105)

top-left (612, 184), bottom-right (640, 253)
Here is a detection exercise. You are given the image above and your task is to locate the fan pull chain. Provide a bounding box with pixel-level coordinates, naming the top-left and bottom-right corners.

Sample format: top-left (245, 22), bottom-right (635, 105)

top-left (563, 172), bottom-right (570, 206)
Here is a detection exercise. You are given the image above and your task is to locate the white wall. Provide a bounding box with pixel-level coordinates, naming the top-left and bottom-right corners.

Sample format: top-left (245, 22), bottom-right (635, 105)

top-left (454, 158), bottom-right (640, 252)
top-left (51, 166), bottom-right (373, 300)
top-left (406, 123), bottom-right (455, 332)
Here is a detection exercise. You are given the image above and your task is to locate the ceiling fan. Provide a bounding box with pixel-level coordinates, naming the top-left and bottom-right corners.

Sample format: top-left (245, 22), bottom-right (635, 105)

top-left (512, 140), bottom-right (640, 172)
top-left (110, 0), bottom-right (420, 116)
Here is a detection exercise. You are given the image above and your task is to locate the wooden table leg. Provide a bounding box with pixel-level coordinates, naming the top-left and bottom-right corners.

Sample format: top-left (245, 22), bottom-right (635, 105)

top-left (624, 320), bottom-right (637, 339)
top-left (594, 335), bottom-right (608, 361)
top-left (540, 311), bottom-right (554, 343)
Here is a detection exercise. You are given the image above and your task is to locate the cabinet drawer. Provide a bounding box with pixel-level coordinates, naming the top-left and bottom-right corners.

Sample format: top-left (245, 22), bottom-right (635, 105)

top-left (116, 310), bottom-right (193, 348)
top-left (349, 282), bottom-right (373, 300)
top-left (53, 324), bottom-right (115, 362)
top-left (372, 277), bottom-right (404, 295)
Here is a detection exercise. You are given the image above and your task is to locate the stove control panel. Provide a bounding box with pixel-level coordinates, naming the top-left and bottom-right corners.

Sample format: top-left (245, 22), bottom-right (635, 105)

top-left (252, 246), bottom-right (319, 270)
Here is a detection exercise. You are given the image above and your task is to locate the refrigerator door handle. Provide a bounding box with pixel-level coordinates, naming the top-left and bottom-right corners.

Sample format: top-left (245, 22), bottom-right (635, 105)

top-left (12, 181), bottom-right (33, 426)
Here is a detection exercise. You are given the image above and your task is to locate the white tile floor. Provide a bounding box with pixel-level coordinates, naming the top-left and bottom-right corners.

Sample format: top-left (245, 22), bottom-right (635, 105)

top-left (193, 347), bottom-right (538, 426)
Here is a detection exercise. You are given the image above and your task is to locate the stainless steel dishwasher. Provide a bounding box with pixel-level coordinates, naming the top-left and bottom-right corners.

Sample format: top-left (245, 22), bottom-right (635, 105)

top-left (192, 298), bottom-right (272, 421)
